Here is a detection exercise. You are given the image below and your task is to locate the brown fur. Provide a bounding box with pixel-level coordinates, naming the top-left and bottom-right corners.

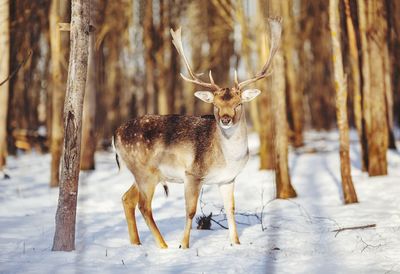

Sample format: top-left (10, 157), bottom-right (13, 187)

top-left (115, 114), bottom-right (220, 178)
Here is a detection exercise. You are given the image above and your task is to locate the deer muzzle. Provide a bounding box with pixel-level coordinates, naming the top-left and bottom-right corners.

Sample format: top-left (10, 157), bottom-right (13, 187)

top-left (220, 115), bottom-right (233, 129)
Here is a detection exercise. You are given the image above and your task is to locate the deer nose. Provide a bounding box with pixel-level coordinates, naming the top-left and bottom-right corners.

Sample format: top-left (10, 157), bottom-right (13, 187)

top-left (221, 115), bottom-right (232, 125)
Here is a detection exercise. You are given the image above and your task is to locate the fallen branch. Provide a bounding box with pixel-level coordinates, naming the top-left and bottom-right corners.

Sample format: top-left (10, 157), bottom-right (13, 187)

top-left (332, 224), bottom-right (376, 235)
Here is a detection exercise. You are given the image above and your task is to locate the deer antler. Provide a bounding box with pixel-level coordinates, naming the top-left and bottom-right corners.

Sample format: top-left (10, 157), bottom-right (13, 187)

top-left (238, 16), bottom-right (282, 89)
top-left (170, 28), bottom-right (220, 91)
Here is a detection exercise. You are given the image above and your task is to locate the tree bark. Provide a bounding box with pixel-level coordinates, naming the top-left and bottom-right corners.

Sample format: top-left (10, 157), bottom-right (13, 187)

top-left (256, 0), bottom-right (275, 170)
top-left (52, 0), bottom-right (90, 251)
top-left (273, 51), bottom-right (297, 199)
top-left (344, 0), bottom-right (367, 171)
top-left (49, 0), bottom-right (70, 187)
top-left (0, 0), bottom-right (9, 172)
top-left (143, 0), bottom-right (156, 114)
top-left (80, 27), bottom-right (96, 170)
top-left (329, 0), bottom-right (358, 204)
top-left (282, 0), bottom-right (303, 148)
top-left (365, 0), bottom-right (389, 176)
top-left (269, 1), bottom-right (297, 199)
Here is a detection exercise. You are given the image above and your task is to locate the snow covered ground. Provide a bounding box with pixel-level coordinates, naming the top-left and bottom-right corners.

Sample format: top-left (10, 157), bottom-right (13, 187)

top-left (0, 131), bottom-right (400, 274)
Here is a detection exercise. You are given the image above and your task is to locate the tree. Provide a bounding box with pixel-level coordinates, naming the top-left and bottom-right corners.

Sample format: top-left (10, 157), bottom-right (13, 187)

top-left (0, 0), bottom-right (10, 175)
top-left (49, 0), bottom-right (70, 187)
top-left (52, 0), bottom-right (90, 251)
top-left (329, 0), bottom-right (358, 204)
top-left (255, 0), bottom-right (275, 170)
top-left (281, 0), bottom-right (304, 148)
top-left (80, 15), bottom-right (97, 171)
top-left (358, 0), bottom-right (389, 176)
top-left (343, 0), bottom-right (367, 171)
top-left (270, 1), bottom-right (297, 199)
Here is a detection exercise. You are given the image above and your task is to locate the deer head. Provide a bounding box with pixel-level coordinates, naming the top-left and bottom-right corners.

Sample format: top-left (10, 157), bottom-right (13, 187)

top-left (170, 17), bottom-right (282, 130)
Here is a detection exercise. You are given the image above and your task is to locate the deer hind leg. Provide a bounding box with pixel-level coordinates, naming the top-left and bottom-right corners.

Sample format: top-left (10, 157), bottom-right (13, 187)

top-left (122, 183), bottom-right (141, 245)
top-left (137, 179), bottom-right (168, 249)
top-left (219, 182), bottom-right (240, 244)
top-left (180, 176), bottom-right (202, 249)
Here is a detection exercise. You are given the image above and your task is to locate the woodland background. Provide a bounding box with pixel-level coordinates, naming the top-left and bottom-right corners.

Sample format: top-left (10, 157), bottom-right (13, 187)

top-left (0, 0), bottom-right (399, 190)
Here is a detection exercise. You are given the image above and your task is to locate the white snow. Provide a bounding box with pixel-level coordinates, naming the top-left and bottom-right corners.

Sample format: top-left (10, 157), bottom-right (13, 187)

top-left (1, 131), bottom-right (400, 274)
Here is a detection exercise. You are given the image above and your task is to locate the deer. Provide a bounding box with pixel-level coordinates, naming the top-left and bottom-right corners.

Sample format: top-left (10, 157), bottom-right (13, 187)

top-left (113, 17), bottom-right (282, 249)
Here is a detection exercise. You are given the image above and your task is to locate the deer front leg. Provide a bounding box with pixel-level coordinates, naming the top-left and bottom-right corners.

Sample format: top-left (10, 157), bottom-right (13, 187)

top-left (219, 182), bottom-right (240, 245)
top-left (180, 176), bottom-right (202, 249)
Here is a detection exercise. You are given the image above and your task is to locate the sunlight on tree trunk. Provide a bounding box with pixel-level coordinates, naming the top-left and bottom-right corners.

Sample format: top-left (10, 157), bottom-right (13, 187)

top-left (329, 0), bottom-right (358, 204)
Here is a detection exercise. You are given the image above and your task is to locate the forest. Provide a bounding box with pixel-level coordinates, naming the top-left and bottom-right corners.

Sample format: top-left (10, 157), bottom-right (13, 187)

top-left (0, 0), bottom-right (399, 273)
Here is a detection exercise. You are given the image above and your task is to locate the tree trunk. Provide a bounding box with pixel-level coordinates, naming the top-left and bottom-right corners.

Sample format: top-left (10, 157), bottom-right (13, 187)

top-left (256, 0), bottom-right (275, 170)
top-left (344, 0), bottom-right (367, 171)
top-left (282, 0), bottom-right (303, 148)
top-left (49, 0), bottom-right (70, 187)
top-left (273, 49), bottom-right (297, 199)
top-left (329, 0), bottom-right (358, 204)
top-left (80, 27), bottom-right (96, 170)
top-left (0, 0), bottom-right (9, 173)
top-left (357, 0), bottom-right (371, 173)
top-left (390, 0), bottom-right (400, 129)
top-left (270, 1), bottom-right (297, 199)
top-left (305, 1), bottom-right (336, 130)
top-left (143, 0), bottom-right (156, 114)
top-left (364, 0), bottom-right (388, 176)
top-left (52, 0), bottom-right (90, 251)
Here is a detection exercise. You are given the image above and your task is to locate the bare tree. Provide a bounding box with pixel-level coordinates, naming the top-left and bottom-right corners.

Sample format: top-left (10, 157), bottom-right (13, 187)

top-left (52, 0), bottom-right (90, 251)
top-left (329, 0), bottom-right (358, 204)
top-left (0, 0), bottom-right (9, 174)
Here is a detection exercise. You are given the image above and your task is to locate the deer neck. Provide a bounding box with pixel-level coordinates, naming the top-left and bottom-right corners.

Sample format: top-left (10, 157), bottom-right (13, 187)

top-left (216, 111), bottom-right (249, 161)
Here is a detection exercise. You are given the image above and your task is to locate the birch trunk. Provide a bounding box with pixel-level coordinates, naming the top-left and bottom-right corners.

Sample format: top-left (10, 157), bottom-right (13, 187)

top-left (329, 0), bottom-right (358, 204)
top-left (0, 0), bottom-right (9, 173)
top-left (52, 0), bottom-right (90, 251)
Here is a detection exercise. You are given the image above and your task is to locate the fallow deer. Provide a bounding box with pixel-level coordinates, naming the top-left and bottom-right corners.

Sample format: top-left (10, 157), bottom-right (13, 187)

top-left (113, 17), bottom-right (282, 249)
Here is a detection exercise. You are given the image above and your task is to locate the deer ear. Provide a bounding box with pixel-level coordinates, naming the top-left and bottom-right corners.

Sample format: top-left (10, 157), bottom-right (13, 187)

top-left (241, 89), bottom-right (261, 102)
top-left (194, 91), bottom-right (214, 103)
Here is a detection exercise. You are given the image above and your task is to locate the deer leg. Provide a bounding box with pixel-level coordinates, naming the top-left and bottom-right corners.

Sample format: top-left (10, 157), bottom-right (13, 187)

top-left (138, 181), bottom-right (168, 249)
top-left (122, 183), bottom-right (141, 245)
top-left (219, 182), bottom-right (240, 245)
top-left (180, 177), bottom-right (202, 249)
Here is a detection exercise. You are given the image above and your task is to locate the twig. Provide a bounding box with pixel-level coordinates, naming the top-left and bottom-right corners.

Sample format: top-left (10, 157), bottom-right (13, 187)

top-left (210, 218), bottom-right (228, 229)
top-left (0, 50), bottom-right (32, 86)
top-left (359, 235), bottom-right (383, 253)
top-left (332, 224), bottom-right (376, 235)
